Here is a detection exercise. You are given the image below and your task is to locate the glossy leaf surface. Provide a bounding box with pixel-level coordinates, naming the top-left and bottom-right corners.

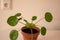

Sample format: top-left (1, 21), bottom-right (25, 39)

top-left (10, 30), bottom-right (18, 40)
top-left (45, 12), bottom-right (53, 22)
top-left (7, 16), bottom-right (18, 26)
top-left (41, 27), bottom-right (46, 36)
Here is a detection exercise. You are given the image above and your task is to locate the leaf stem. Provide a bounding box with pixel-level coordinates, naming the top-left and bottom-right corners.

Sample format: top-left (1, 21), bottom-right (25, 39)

top-left (31, 20), bottom-right (33, 24)
top-left (35, 17), bottom-right (44, 24)
top-left (19, 22), bottom-right (25, 25)
top-left (21, 16), bottom-right (25, 20)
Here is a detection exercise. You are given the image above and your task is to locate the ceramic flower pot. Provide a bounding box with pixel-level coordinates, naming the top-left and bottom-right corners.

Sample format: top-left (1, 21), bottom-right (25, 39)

top-left (21, 26), bottom-right (40, 40)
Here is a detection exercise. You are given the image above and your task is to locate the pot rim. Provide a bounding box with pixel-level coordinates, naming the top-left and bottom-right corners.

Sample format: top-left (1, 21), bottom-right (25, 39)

top-left (21, 26), bottom-right (40, 34)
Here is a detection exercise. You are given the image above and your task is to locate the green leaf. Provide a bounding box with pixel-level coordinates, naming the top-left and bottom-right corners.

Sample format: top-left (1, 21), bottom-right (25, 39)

top-left (32, 16), bottom-right (37, 21)
top-left (41, 27), bottom-right (46, 36)
top-left (30, 23), bottom-right (35, 28)
top-left (45, 12), bottom-right (53, 22)
top-left (7, 16), bottom-right (18, 26)
top-left (25, 22), bottom-right (31, 28)
top-left (15, 13), bottom-right (21, 17)
top-left (10, 30), bottom-right (18, 40)
top-left (24, 19), bottom-right (31, 28)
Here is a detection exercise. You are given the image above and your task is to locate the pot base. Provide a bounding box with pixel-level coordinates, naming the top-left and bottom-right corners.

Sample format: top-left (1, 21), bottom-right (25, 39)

top-left (24, 38), bottom-right (37, 40)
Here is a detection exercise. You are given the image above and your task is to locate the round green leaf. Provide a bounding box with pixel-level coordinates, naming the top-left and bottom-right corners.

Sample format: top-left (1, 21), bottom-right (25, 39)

top-left (15, 13), bottom-right (21, 17)
top-left (41, 27), bottom-right (46, 36)
top-left (7, 16), bottom-right (18, 26)
top-left (45, 12), bottom-right (53, 22)
top-left (10, 30), bottom-right (18, 40)
top-left (32, 16), bottom-right (37, 21)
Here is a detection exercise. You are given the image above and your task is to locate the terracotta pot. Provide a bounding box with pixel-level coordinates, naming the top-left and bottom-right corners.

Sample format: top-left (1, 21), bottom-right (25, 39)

top-left (21, 26), bottom-right (40, 40)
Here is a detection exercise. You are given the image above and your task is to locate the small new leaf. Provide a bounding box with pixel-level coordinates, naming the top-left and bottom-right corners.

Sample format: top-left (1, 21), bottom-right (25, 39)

top-left (41, 27), bottom-right (46, 36)
top-left (32, 16), bottom-right (37, 21)
top-left (15, 13), bottom-right (21, 17)
top-left (10, 30), bottom-right (18, 40)
top-left (25, 22), bottom-right (31, 28)
top-left (30, 23), bottom-right (35, 28)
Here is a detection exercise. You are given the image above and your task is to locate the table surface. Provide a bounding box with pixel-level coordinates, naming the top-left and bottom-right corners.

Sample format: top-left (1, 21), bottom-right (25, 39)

top-left (0, 29), bottom-right (60, 40)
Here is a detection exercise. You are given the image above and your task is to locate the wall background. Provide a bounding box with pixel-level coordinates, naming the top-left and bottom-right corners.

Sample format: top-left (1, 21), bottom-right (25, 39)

top-left (0, 0), bottom-right (60, 40)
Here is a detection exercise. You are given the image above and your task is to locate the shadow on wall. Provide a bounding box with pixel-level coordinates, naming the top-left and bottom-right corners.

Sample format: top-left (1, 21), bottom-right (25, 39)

top-left (54, 26), bottom-right (60, 30)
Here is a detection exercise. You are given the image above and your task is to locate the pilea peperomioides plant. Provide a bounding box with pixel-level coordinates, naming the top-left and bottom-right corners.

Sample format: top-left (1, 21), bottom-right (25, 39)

top-left (7, 12), bottom-right (53, 40)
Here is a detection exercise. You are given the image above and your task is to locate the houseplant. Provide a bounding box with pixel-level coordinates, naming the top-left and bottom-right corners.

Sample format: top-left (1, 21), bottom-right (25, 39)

top-left (7, 12), bottom-right (53, 40)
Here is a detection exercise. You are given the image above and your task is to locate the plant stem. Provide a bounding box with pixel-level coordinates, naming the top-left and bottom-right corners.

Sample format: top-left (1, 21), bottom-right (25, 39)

top-left (35, 17), bottom-right (44, 24)
top-left (30, 28), bottom-right (33, 40)
top-left (21, 16), bottom-right (25, 20)
top-left (18, 18), bottom-right (22, 20)
top-left (21, 16), bottom-right (28, 22)
top-left (31, 20), bottom-right (33, 24)
top-left (19, 22), bottom-right (25, 25)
